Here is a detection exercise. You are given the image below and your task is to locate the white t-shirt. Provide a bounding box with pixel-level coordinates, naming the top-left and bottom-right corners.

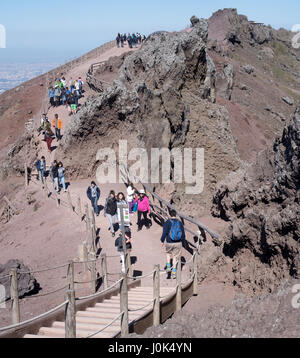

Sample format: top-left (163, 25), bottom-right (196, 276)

top-left (127, 186), bottom-right (134, 202)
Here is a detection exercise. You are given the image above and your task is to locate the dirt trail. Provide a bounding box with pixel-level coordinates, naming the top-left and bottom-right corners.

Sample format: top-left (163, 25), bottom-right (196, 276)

top-left (0, 41), bottom-right (234, 330)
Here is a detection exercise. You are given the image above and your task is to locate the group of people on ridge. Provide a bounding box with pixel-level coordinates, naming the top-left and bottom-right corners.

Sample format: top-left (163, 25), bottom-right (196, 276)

top-left (48, 75), bottom-right (84, 115)
top-left (116, 33), bottom-right (146, 49)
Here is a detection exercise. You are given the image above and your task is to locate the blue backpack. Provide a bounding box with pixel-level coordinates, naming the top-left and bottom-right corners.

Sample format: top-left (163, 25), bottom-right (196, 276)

top-left (169, 219), bottom-right (183, 242)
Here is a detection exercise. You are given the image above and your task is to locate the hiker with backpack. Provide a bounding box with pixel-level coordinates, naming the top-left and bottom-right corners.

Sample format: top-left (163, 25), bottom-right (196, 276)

top-left (115, 229), bottom-right (132, 274)
top-left (35, 156), bottom-right (46, 184)
top-left (160, 209), bottom-right (185, 279)
top-left (104, 190), bottom-right (118, 237)
top-left (134, 189), bottom-right (151, 232)
top-left (87, 181), bottom-right (101, 216)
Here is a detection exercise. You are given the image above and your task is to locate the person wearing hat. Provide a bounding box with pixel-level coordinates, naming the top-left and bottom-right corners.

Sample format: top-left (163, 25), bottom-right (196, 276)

top-left (134, 189), bottom-right (151, 231)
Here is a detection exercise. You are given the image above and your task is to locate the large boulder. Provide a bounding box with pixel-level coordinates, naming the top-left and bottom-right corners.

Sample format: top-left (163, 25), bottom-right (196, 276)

top-left (0, 259), bottom-right (39, 300)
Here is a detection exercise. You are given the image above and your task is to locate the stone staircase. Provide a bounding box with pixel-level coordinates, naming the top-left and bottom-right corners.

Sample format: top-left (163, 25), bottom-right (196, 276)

top-left (23, 286), bottom-right (174, 338)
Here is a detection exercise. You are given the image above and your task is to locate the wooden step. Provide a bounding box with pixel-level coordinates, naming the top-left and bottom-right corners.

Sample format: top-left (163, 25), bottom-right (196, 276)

top-left (77, 310), bottom-right (144, 320)
top-left (52, 321), bottom-right (119, 333)
top-left (39, 326), bottom-right (112, 338)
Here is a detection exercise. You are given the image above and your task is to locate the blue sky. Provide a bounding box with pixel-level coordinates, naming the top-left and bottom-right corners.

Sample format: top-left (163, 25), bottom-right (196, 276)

top-left (1, 0), bottom-right (300, 63)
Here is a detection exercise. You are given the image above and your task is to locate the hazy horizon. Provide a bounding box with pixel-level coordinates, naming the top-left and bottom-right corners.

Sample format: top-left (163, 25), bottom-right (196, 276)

top-left (1, 0), bottom-right (300, 65)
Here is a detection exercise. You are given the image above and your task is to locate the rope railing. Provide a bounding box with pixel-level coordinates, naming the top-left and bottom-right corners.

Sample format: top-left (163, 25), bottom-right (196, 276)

top-left (18, 263), bottom-right (69, 276)
top-left (128, 299), bottom-right (155, 312)
top-left (76, 278), bottom-right (123, 301)
top-left (120, 163), bottom-right (220, 241)
top-left (127, 270), bottom-right (155, 280)
top-left (84, 312), bottom-right (124, 338)
top-left (0, 300), bottom-right (68, 332)
top-left (23, 285), bottom-right (69, 299)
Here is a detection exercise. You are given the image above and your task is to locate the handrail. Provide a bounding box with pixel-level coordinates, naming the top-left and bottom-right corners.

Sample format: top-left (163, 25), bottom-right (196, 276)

top-left (84, 312), bottom-right (124, 338)
top-left (120, 164), bottom-right (220, 240)
top-left (0, 300), bottom-right (68, 332)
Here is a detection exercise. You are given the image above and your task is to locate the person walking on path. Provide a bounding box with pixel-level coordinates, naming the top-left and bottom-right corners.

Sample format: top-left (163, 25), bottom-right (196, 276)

top-left (35, 156), bottom-right (46, 184)
top-left (51, 160), bottom-right (59, 192)
top-left (45, 130), bottom-right (53, 153)
top-left (117, 192), bottom-right (130, 232)
top-left (115, 229), bottom-right (132, 274)
top-left (57, 162), bottom-right (67, 192)
top-left (87, 181), bottom-right (101, 216)
top-left (160, 209), bottom-right (185, 279)
top-left (49, 87), bottom-right (55, 107)
top-left (49, 160), bottom-right (58, 185)
top-left (104, 190), bottom-right (118, 237)
top-left (54, 85), bottom-right (61, 107)
top-left (127, 183), bottom-right (135, 214)
top-left (52, 114), bottom-right (63, 141)
top-left (134, 189), bottom-right (151, 231)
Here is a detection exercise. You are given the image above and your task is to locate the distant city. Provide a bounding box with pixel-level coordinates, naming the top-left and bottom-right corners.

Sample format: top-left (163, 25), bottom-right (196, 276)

top-left (0, 63), bottom-right (59, 95)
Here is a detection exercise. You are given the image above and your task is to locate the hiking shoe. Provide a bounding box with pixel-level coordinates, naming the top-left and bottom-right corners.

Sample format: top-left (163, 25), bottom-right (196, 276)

top-left (112, 233), bottom-right (115, 237)
top-left (172, 270), bottom-right (177, 279)
top-left (137, 228), bottom-right (142, 232)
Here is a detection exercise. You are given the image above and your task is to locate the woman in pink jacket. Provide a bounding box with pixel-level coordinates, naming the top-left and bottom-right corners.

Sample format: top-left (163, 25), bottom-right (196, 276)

top-left (134, 189), bottom-right (151, 231)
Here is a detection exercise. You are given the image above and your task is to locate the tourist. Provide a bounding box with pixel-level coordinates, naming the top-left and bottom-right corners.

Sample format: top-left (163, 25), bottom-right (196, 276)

top-left (54, 85), bottom-right (61, 107)
top-left (45, 129), bottom-right (53, 153)
top-left (134, 189), bottom-right (151, 231)
top-left (87, 181), bottom-right (101, 216)
top-left (117, 192), bottom-right (130, 232)
top-left (104, 190), bottom-right (118, 237)
top-left (127, 183), bottom-right (135, 214)
top-left (116, 33), bottom-right (121, 48)
top-left (115, 229), bottom-right (132, 274)
top-left (160, 209), bottom-right (185, 279)
top-left (49, 87), bottom-right (55, 107)
top-left (35, 156), bottom-right (46, 184)
top-left (51, 160), bottom-right (59, 192)
top-left (49, 160), bottom-right (58, 185)
top-left (58, 162), bottom-right (67, 192)
top-left (52, 114), bottom-right (63, 141)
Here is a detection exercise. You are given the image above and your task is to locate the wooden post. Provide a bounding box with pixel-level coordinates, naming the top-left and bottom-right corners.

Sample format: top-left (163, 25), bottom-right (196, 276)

top-left (118, 203), bottom-right (130, 275)
top-left (10, 269), bottom-right (20, 324)
top-left (67, 190), bottom-right (74, 212)
top-left (68, 261), bottom-right (75, 291)
top-left (90, 252), bottom-right (97, 293)
top-left (24, 163), bottom-right (28, 188)
top-left (85, 204), bottom-right (90, 233)
top-left (82, 241), bottom-right (88, 274)
top-left (193, 251), bottom-right (198, 296)
top-left (120, 274), bottom-right (129, 337)
top-left (153, 264), bottom-right (160, 327)
top-left (101, 254), bottom-right (108, 290)
top-left (77, 196), bottom-right (82, 221)
top-left (54, 190), bottom-right (60, 207)
top-left (90, 207), bottom-right (96, 251)
top-left (176, 260), bottom-right (182, 312)
top-left (44, 178), bottom-right (49, 199)
top-left (65, 289), bottom-right (76, 338)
